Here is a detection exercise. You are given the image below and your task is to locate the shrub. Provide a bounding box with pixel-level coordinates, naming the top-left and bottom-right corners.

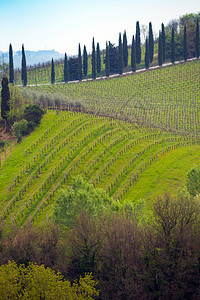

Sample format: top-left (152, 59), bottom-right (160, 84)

top-left (186, 164), bottom-right (200, 196)
top-left (24, 104), bottom-right (44, 126)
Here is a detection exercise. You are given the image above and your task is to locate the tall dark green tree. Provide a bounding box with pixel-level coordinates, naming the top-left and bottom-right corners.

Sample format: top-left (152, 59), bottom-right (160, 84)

top-left (145, 38), bottom-right (150, 69)
top-left (158, 31), bottom-right (163, 66)
top-left (64, 53), bottom-right (69, 83)
top-left (51, 58), bottom-right (55, 84)
top-left (21, 44), bottom-right (27, 86)
top-left (96, 42), bottom-right (101, 74)
top-left (136, 21), bottom-right (141, 64)
top-left (9, 44), bottom-right (14, 84)
top-left (149, 22), bottom-right (154, 63)
top-left (183, 25), bottom-right (188, 61)
top-left (1, 77), bottom-right (10, 120)
top-left (123, 30), bottom-right (128, 67)
top-left (161, 23), bottom-right (166, 63)
top-left (170, 28), bottom-right (175, 64)
top-left (83, 45), bottom-right (88, 77)
top-left (105, 41), bottom-right (110, 77)
top-left (78, 43), bottom-right (82, 81)
top-left (92, 37), bottom-right (96, 79)
top-left (195, 19), bottom-right (199, 58)
top-left (131, 35), bottom-right (136, 72)
top-left (118, 33), bottom-right (123, 75)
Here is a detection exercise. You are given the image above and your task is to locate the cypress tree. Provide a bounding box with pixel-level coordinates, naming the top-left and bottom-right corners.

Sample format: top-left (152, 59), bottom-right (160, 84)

top-left (51, 58), bottom-right (55, 84)
top-left (21, 44), bottom-right (27, 86)
top-left (145, 38), bottom-right (149, 69)
top-left (123, 30), bottom-right (128, 67)
top-left (149, 22), bottom-right (154, 63)
top-left (9, 44), bottom-right (14, 84)
top-left (1, 77), bottom-right (10, 120)
top-left (118, 33), bottom-right (123, 75)
top-left (170, 28), bottom-right (175, 64)
top-left (161, 23), bottom-right (166, 63)
top-left (96, 42), bottom-right (101, 74)
top-left (83, 45), bottom-right (88, 77)
top-left (64, 53), bottom-right (69, 83)
top-left (106, 41), bottom-right (110, 77)
top-left (131, 35), bottom-right (136, 72)
top-left (195, 19), bottom-right (199, 58)
top-left (183, 25), bottom-right (188, 61)
top-left (92, 37), bottom-right (96, 79)
top-left (78, 43), bottom-right (82, 81)
top-left (158, 31), bottom-right (163, 66)
top-left (136, 21), bottom-right (141, 64)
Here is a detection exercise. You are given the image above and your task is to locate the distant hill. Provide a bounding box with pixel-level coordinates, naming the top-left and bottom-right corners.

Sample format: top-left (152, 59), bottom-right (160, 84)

top-left (0, 49), bottom-right (64, 69)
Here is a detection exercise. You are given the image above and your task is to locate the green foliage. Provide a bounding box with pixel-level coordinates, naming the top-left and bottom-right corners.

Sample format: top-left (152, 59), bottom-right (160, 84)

top-left (183, 25), bottom-right (188, 61)
top-left (186, 164), bottom-right (200, 196)
top-left (7, 85), bottom-right (25, 124)
top-left (64, 53), bottom-right (69, 83)
top-left (24, 104), bottom-right (44, 126)
top-left (149, 22), bottom-right (154, 63)
top-left (1, 77), bottom-right (10, 120)
top-left (96, 42), bottom-right (101, 74)
top-left (118, 33), bottom-right (123, 75)
top-left (51, 58), bottom-right (55, 84)
top-left (136, 21), bottom-right (141, 64)
top-left (9, 44), bottom-right (14, 84)
top-left (83, 45), bottom-right (88, 77)
top-left (69, 57), bottom-right (79, 81)
top-left (196, 19), bottom-right (199, 58)
top-left (105, 41), bottom-right (110, 77)
top-left (123, 30), bottom-right (128, 67)
top-left (12, 119), bottom-right (28, 139)
top-left (145, 38), bottom-right (149, 69)
top-left (161, 23), bottom-right (166, 62)
top-left (78, 44), bottom-right (82, 81)
top-left (92, 38), bottom-right (96, 79)
top-left (170, 28), bottom-right (175, 63)
top-left (131, 35), bottom-right (136, 72)
top-left (54, 176), bottom-right (119, 228)
top-left (158, 31), bottom-right (163, 66)
top-left (0, 261), bottom-right (99, 299)
top-left (21, 44), bottom-right (27, 86)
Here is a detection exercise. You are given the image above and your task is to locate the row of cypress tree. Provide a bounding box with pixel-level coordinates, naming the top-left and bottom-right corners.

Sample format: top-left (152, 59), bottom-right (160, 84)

top-left (8, 19), bottom-right (200, 85)
top-left (157, 19), bottom-right (199, 67)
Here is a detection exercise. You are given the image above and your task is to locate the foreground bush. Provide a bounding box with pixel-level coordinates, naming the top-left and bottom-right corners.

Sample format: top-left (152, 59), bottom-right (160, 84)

top-left (0, 261), bottom-right (99, 300)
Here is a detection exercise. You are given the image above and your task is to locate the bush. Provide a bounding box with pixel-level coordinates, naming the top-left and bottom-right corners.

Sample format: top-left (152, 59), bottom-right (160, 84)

top-left (24, 104), bottom-right (44, 126)
top-left (186, 164), bottom-right (200, 196)
top-left (11, 119), bottom-right (28, 142)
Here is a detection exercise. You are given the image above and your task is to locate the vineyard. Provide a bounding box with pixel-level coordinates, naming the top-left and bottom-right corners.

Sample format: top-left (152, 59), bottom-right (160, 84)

top-left (0, 109), bottom-right (200, 228)
top-left (0, 59), bottom-right (199, 228)
top-left (23, 59), bottom-right (200, 135)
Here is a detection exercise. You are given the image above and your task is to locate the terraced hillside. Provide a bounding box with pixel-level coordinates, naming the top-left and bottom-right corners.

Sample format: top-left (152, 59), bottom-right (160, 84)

top-left (23, 59), bottom-right (200, 135)
top-left (0, 110), bottom-right (200, 228)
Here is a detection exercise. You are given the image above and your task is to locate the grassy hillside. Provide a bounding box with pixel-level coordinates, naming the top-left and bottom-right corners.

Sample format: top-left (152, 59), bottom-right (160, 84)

top-left (0, 110), bottom-right (199, 229)
top-left (23, 59), bottom-right (200, 135)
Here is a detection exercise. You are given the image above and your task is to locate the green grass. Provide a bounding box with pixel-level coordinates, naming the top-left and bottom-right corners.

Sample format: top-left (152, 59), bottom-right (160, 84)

top-left (0, 110), bottom-right (199, 228)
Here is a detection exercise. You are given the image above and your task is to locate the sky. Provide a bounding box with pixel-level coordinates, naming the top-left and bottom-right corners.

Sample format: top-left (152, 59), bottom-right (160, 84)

top-left (0, 0), bottom-right (199, 55)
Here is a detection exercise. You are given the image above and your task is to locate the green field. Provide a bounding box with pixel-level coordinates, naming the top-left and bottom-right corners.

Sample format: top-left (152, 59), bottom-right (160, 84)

top-left (0, 109), bottom-right (199, 228)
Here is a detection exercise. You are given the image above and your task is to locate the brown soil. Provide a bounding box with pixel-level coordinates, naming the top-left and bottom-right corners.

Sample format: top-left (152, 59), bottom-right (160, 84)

top-left (0, 122), bottom-right (15, 141)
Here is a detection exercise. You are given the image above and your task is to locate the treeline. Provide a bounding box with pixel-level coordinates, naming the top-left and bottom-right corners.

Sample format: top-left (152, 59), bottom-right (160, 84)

top-left (0, 168), bottom-right (200, 299)
top-left (0, 193), bottom-right (200, 299)
top-left (2, 12), bottom-right (200, 85)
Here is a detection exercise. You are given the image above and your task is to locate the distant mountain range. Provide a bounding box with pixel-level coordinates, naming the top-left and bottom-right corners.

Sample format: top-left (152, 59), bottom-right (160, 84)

top-left (0, 50), bottom-right (64, 69)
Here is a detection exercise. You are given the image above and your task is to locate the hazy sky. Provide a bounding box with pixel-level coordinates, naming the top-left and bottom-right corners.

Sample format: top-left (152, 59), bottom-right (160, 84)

top-left (0, 0), bottom-right (199, 55)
